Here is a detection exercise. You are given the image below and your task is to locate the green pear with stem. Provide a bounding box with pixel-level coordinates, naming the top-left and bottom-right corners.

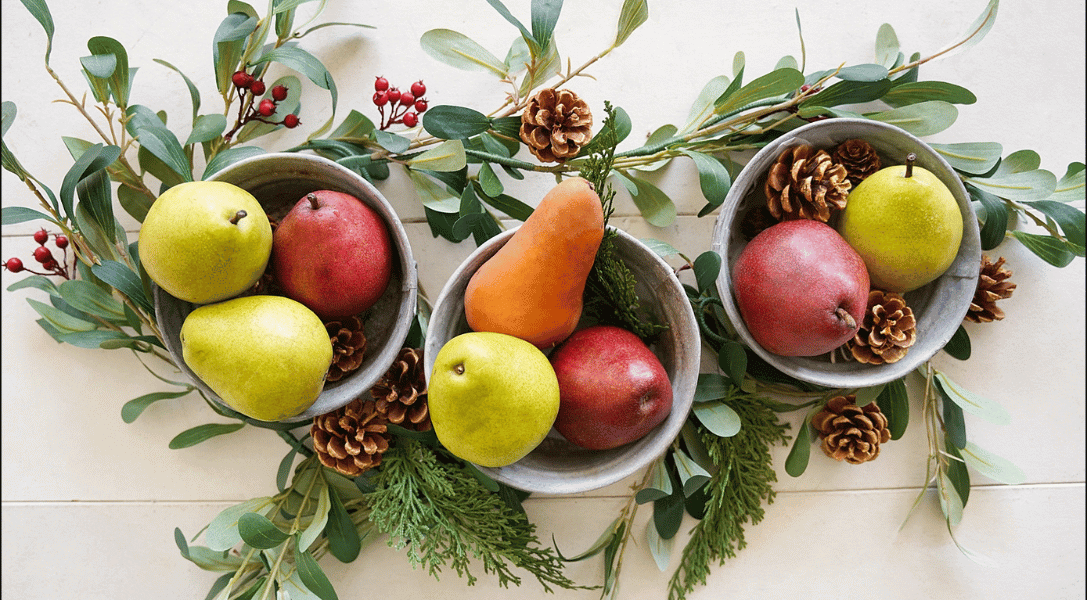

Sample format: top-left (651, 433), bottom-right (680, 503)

top-left (140, 181), bottom-right (272, 304)
top-left (181, 295), bottom-right (333, 421)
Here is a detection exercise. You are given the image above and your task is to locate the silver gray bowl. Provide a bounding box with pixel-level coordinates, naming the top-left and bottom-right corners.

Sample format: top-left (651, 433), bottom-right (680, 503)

top-left (423, 226), bottom-right (700, 495)
top-left (711, 118), bottom-right (981, 389)
top-left (153, 152), bottom-right (419, 422)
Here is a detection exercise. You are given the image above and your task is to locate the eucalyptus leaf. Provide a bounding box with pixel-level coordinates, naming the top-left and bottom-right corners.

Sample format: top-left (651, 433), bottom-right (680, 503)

top-left (1050, 162), bottom-right (1086, 202)
top-left (154, 59), bottom-right (201, 120)
top-left (477, 189), bottom-right (533, 221)
top-left (530, 0), bottom-right (563, 52)
top-left (944, 440), bottom-right (971, 507)
top-left (80, 53), bottom-right (117, 78)
top-left (206, 497), bottom-right (274, 551)
top-left (645, 518), bottom-right (674, 572)
top-left (372, 130), bottom-right (410, 154)
top-left (91, 260), bottom-right (152, 313)
top-left (612, 171), bottom-right (676, 227)
top-left (175, 528), bottom-right (245, 572)
top-left (2, 206), bottom-right (54, 225)
top-left (19, 0), bottom-right (54, 63)
top-left (409, 170), bottom-right (461, 213)
top-left (238, 512), bottom-right (289, 550)
top-left (800, 78), bottom-right (892, 108)
top-left (715, 68), bottom-right (804, 115)
top-left (681, 150), bottom-right (731, 206)
top-left (77, 169), bottom-right (116, 243)
top-left (26, 298), bottom-right (96, 333)
top-left (960, 441), bottom-right (1026, 485)
top-left (615, 0), bottom-right (648, 47)
top-left (692, 400), bottom-right (741, 438)
top-left (943, 324), bottom-right (971, 360)
top-left (878, 377), bottom-right (909, 440)
top-left (486, 0), bottom-right (537, 49)
top-left (943, 0), bottom-right (999, 58)
top-left (931, 142), bottom-right (1002, 175)
top-left (867, 100), bottom-right (958, 136)
top-left (881, 81), bottom-right (976, 108)
top-left (939, 386), bottom-right (968, 450)
top-left (504, 35), bottom-right (531, 75)
top-left (168, 422), bottom-right (246, 449)
top-left (420, 29), bottom-right (507, 76)
top-left (993, 149), bottom-right (1041, 176)
top-left (693, 372), bottom-right (731, 403)
top-left (57, 330), bottom-right (138, 349)
top-left (717, 340), bottom-right (747, 388)
top-left (681, 75), bottom-right (730, 134)
top-left (58, 279), bottom-right (125, 318)
top-left (478, 162), bottom-right (503, 197)
top-left (6, 274), bottom-right (60, 296)
top-left (967, 169), bottom-right (1057, 201)
top-left (966, 182), bottom-right (1008, 251)
top-left (835, 63), bottom-right (888, 82)
top-left (60, 143), bottom-right (122, 219)
top-left (299, 484), bottom-right (331, 552)
top-left (1009, 231), bottom-right (1077, 267)
top-left (935, 371), bottom-right (1009, 426)
top-left (324, 486), bottom-right (361, 562)
top-left (295, 544), bottom-right (340, 600)
top-left (121, 389), bottom-right (191, 423)
top-left (937, 471), bottom-right (964, 526)
top-left (640, 238), bottom-right (681, 259)
top-left (635, 455), bottom-right (674, 504)
top-left (1024, 200), bottom-right (1085, 249)
top-left (784, 416), bottom-right (812, 477)
top-left (854, 383), bottom-right (885, 407)
top-left (406, 139), bottom-right (466, 172)
top-left (875, 23), bottom-right (900, 68)
top-left (136, 126), bottom-right (193, 182)
top-left (652, 486), bottom-right (685, 540)
top-left (692, 250), bottom-right (721, 293)
top-left (421, 105), bottom-right (492, 140)
top-left (203, 146), bottom-right (265, 179)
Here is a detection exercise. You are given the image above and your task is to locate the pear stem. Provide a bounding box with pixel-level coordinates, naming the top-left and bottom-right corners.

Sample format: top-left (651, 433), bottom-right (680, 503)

top-left (307, 193), bottom-right (320, 210)
top-left (229, 210), bottom-right (247, 225)
top-left (904, 152), bottom-right (917, 178)
top-left (836, 307), bottom-right (857, 330)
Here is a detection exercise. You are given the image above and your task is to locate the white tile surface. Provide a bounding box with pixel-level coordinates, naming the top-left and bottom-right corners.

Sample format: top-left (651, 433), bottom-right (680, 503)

top-left (2, 0), bottom-right (1084, 598)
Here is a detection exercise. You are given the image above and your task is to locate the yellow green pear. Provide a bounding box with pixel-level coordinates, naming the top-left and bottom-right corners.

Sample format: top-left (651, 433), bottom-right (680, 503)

top-left (140, 181), bottom-right (272, 304)
top-left (428, 332), bottom-right (560, 468)
top-left (837, 154), bottom-right (963, 292)
top-left (180, 295), bottom-right (333, 421)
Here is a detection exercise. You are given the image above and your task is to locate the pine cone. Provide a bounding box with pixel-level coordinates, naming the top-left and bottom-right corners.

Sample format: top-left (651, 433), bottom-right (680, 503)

top-left (832, 138), bottom-right (882, 186)
top-left (812, 395), bottom-right (891, 464)
top-left (312, 397), bottom-right (390, 477)
top-left (845, 290), bottom-right (917, 365)
top-left (764, 144), bottom-right (852, 222)
top-left (519, 88), bottom-right (593, 163)
top-left (738, 203), bottom-right (778, 240)
top-left (965, 255), bottom-right (1016, 323)
top-left (325, 316), bottom-right (367, 382)
top-left (371, 347), bottom-right (431, 432)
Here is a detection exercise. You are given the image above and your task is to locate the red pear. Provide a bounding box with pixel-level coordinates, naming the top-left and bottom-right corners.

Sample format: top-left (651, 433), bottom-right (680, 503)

top-left (272, 190), bottom-right (393, 319)
top-left (549, 325), bottom-right (673, 450)
top-left (732, 219), bottom-right (868, 357)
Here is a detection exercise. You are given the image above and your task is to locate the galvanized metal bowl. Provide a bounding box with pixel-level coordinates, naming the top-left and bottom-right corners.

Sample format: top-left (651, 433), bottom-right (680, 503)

top-left (153, 152), bottom-right (419, 422)
top-left (711, 118), bottom-right (981, 389)
top-left (423, 226), bottom-right (700, 495)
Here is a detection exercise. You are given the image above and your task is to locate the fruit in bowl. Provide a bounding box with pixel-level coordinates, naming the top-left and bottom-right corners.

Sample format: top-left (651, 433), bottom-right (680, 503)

top-left (549, 325), bottom-right (673, 450)
top-left (272, 189), bottom-right (394, 319)
top-left (428, 331), bottom-right (560, 468)
top-left (139, 180), bottom-right (273, 304)
top-left (838, 153), bottom-right (963, 292)
top-left (732, 219), bottom-right (870, 357)
top-left (180, 295), bottom-right (333, 421)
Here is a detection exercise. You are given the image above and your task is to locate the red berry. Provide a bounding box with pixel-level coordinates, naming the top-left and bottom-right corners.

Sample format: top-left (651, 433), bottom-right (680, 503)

top-left (374, 76), bottom-right (389, 92)
top-left (54, 235), bottom-right (69, 249)
top-left (386, 88), bottom-right (401, 103)
top-left (399, 92), bottom-right (415, 106)
top-left (414, 99), bottom-right (428, 113)
top-left (33, 228), bottom-right (49, 244)
top-left (42, 259), bottom-right (58, 271)
top-left (250, 80), bottom-right (266, 96)
top-left (410, 80), bottom-right (426, 97)
top-left (258, 98), bottom-right (276, 116)
top-left (373, 91), bottom-right (388, 106)
top-left (232, 71), bottom-right (253, 88)
top-left (271, 85), bottom-right (288, 101)
top-left (4, 258), bottom-right (23, 273)
top-left (282, 114), bottom-right (300, 128)
top-left (402, 112), bottom-right (418, 127)
top-left (33, 246), bottom-right (53, 264)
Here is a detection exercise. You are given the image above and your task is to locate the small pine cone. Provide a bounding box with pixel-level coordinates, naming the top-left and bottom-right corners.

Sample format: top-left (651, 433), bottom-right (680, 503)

top-left (846, 290), bottom-right (917, 365)
top-left (519, 88), bottom-right (593, 163)
top-left (312, 397), bottom-right (390, 477)
top-left (371, 347), bottom-right (431, 432)
top-left (326, 316), bottom-right (367, 382)
top-left (965, 255), bottom-right (1016, 323)
top-left (764, 144), bottom-right (852, 222)
top-left (812, 394), bottom-right (891, 464)
top-left (832, 138), bottom-right (882, 186)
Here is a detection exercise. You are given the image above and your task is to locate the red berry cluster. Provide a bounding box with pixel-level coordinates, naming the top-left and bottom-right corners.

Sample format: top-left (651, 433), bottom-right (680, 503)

top-left (225, 70), bottom-right (299, 140)
top-left (4, 228), bottom-right (71, 279)
top-left (373, 77), bottom-right (429, 130)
